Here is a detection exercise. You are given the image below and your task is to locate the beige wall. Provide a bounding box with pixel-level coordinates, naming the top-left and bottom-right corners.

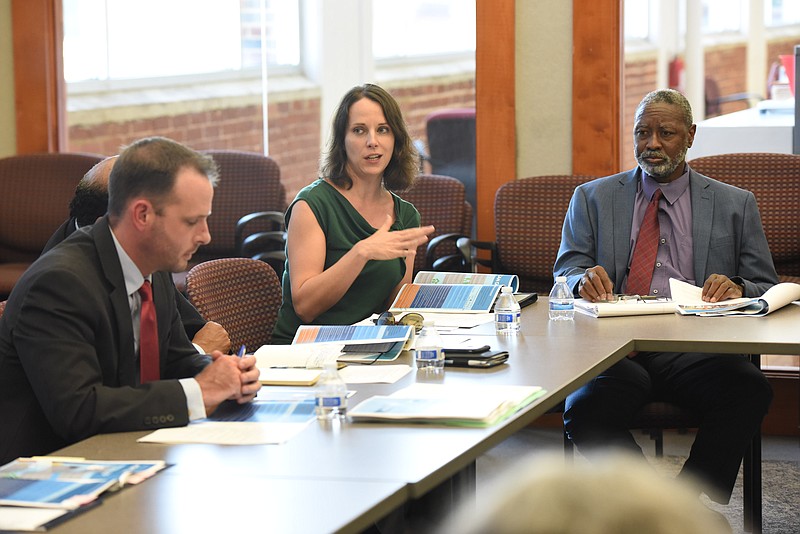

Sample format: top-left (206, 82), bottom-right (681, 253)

top-left (0, 0), bottom-right (15, 157)
top-left (516, 0), bottom-right (573, 178)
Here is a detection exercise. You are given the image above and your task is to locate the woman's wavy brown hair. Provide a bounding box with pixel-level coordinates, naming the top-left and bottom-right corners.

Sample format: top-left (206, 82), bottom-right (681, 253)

top-left (320, 83), bottom-right (418, 191)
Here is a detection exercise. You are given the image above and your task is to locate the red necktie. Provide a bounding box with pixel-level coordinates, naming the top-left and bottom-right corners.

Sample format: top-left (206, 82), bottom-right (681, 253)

top-left (138, 280), bottom-right (160, 383)
top-left (626, 188), bottom-right (663, 296)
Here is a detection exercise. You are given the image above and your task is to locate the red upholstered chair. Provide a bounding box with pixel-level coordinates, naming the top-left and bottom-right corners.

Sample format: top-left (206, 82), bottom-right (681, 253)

top-left (396, 174), bottom-right (472, 274)
top-left (688, 152), bottom-right (800, 284)
top-left (458, 175), bottom-right (596, 294)
top-left (0, 152), bottom-right (105, 298)
top-left (172, 150), bottom-right (286, 290)
top-left (185, 258), bottom-right (283, 351)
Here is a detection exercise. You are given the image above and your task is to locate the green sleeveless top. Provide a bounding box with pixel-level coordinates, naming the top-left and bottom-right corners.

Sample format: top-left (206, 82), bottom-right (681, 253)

top-left (271, 179), bottom-right (421, 344)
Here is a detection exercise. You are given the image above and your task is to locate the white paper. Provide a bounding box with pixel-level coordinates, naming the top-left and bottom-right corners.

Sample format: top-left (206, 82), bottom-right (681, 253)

top-left (422, 312), bottom-right (495, 329)
top-left (670, 279), bottom-right (800, 317)
top-left (258, 368), bottom-right (322, 385)
top-left (255, 344), bottom-right (341, 369)
top-left (0, 506), bottom-right (67, 532)
top-left (338, 364), bottom-right (412, 384)
top-left (137, 421), bottom-right (309, 445)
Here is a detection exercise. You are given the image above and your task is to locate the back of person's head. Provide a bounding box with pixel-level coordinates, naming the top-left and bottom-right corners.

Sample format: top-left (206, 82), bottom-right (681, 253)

top-left (441, 453), bottom-right (728, 534)
top-left (69, 156), bottom-right (117, 227)
top-left (321, 83), bottom-right (418, 192)
top-left (635, 88), bottom-right (694, 130)
top-left (108, 137), bottom-right (218, 220)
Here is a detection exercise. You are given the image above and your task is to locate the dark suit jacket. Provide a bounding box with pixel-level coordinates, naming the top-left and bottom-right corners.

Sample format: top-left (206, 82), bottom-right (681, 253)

top-left (42, 217), bottom-right (206, 339)
top-left (554, 167), bottom-right (779, 296)
top-left (0, 217), bottom-right (211, 463)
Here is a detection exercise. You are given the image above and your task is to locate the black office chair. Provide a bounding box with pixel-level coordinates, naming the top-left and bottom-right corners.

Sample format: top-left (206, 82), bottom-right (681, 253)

top-left (425, 108), bottom-right (476, 231)
top-left (704, 76), bottom-right (762, 117)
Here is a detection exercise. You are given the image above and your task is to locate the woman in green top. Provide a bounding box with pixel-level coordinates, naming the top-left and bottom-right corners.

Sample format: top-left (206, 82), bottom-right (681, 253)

top-left (272, 84), bottom-right (435, 343)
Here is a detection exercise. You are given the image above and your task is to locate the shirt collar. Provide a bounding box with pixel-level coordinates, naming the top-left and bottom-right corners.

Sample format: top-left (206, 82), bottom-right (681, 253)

top-left (109, 227), bottom-right (150, 295)
top-left (641, 164), bottom-right (690, 204)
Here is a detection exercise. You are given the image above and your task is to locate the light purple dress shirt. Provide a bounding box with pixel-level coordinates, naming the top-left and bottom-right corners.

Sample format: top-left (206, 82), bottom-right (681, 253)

top-left (624, 166), bottom-right (695, 297)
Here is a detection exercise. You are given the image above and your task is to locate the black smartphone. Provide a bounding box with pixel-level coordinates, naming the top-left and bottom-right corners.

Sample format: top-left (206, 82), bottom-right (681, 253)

top-left (442, 343), bottom-right (491, 354)
top-left (515, 292), bottom-right (538, 308)
top-left (444, 350), bottom-right (509, 368)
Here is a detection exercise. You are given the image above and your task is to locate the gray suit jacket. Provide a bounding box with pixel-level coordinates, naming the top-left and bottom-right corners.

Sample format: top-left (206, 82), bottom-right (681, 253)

top-left (554, 167), bottom-right (778, 297)
top-left (0, 217), bottom-right (210, 463)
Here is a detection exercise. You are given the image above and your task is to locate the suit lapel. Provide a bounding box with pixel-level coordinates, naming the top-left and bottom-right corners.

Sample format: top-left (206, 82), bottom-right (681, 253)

top-left (690, 171), bottom-right (714, 283)
top-left (612, 169), bottom-right (639, 289)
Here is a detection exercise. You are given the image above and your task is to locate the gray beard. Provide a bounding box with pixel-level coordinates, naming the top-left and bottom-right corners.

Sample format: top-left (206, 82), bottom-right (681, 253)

top-left (636, 144), bottom-right (689, 181)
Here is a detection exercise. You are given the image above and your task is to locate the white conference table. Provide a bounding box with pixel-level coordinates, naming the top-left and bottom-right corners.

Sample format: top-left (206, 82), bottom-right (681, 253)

top-left (49, 300), bottom-right (800, 533)
top-left (687, 101), bottom-right (795, 160)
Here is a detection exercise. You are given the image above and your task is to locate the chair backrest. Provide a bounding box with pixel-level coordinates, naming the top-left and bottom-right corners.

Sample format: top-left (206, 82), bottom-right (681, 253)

top-left (185, 258), bottom-right (283, 350)
top-left (494, 175), bottom-right (596, 293)
top-left (195, 150), bottom-right (286, 263)
top-left (426, 109), bottom-right (477, 215)
top-left (688, 153), bottom-right (800, 279)
top-left (0, 153), bottom-right (105, 262)
top-left (397, 174), bottom-right (472, 274)
top-left (0, 152), bottom-right (105, 297)
top-left (0, 300), bottom-right (6, 320)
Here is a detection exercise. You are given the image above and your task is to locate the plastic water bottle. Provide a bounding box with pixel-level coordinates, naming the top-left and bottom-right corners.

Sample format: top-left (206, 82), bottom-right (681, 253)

top-left (549, 276), bottom-right (575, 321)
top-left (495, 286), bottom-right (521, 335)
top-left (315, 361), bottom-right (347, 420)
top-left (415, 320), bottom-right (445, 371)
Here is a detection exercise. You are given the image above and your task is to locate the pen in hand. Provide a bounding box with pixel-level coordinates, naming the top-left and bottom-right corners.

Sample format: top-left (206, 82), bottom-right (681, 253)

top-left (237, 344), bottom-right (246, 358)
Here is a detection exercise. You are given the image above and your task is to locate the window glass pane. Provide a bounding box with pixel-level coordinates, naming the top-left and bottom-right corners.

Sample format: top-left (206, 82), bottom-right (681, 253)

top-left (702, 0), bottom-right (741, 33)
top-left (372, 0), bottom-right (475, 59)
top-left (624, 0), bottom-right (649, 41)
top-left (766, 0), bottom-right (800, 26)
top-left (63, 0), bottom-right (299, 83)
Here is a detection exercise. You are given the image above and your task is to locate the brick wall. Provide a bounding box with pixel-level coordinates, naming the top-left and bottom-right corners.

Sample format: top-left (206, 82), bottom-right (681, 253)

top-left (622, 57), bottom-right (658, 170)
top-left (66, 78), bottom-right (475, 201)
top-left (620, 35), bottom-right (800, 170)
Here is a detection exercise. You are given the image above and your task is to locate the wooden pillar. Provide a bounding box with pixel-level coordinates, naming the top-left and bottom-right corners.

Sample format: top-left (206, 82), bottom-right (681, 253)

top-left (571, 0), bottom-right (623, 176)
top-left (475, 0), bottom-right (515, 241)
top-left (12, 0), bottom-right (65, 153)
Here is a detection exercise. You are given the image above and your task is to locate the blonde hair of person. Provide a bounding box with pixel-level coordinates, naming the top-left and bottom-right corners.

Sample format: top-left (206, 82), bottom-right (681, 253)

top-left (441, 452), bottom-right (728, 534)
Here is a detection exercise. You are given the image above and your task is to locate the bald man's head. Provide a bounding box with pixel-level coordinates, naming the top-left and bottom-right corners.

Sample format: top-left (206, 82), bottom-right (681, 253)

top-left (69, 156), bottom-right (117, 227)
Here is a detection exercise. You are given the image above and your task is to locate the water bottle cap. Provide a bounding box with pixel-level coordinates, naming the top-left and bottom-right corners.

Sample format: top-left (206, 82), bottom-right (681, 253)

top-left (556, 276), bottom-right (567, 282)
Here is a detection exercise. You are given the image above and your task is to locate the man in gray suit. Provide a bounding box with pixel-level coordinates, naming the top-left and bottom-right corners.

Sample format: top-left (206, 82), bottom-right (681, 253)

top-left (555, 89), bottom-right (777, 505)
top-left (0, 137), bottom-right (261, 464)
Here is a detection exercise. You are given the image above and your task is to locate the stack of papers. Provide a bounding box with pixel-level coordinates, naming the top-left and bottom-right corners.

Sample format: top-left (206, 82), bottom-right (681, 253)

top-left (0, 457), bottom-right (165, 531)
top-left (675, 281), bottom-right (800, 316)
top-left (390, 271), bottom-right (520, 313)
top-left (349, 383), bottom-right (546, 427)
top-left (0, 457), bottom-right (165, 509)
top-left (253, 325), bottom-right (415, 380)
top-left (574, 298), bottom-right (676, 318)
top-left (574, 278), bottom-right (800, 318)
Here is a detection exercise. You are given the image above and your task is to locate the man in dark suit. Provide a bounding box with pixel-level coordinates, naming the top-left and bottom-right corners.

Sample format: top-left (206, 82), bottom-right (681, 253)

top-left (555, 89), bottom-right (777, 505)
top-left (0, 137), bottom-right (261, 464)
top-left (42, 156), bottom-right (231, 355)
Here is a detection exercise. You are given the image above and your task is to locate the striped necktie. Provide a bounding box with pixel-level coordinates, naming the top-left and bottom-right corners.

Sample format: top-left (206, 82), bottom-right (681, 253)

top-left (626, 188), bottom-right (663, 296)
